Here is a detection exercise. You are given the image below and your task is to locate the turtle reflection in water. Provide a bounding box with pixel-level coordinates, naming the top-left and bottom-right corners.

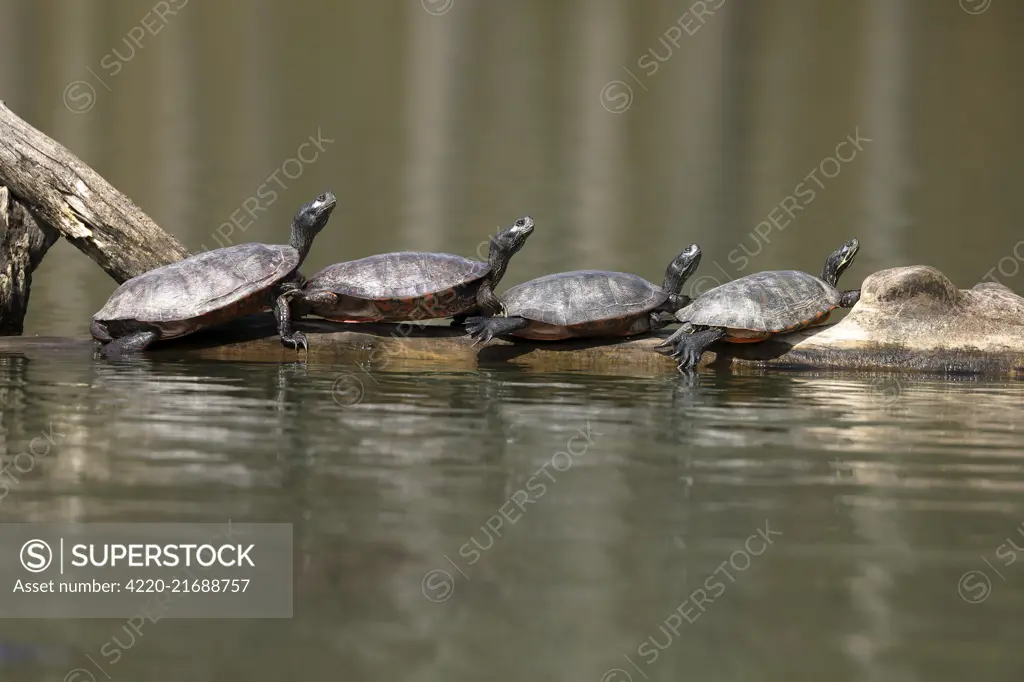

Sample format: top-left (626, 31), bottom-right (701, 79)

top-left (656, 238), bottom-right (861, 371)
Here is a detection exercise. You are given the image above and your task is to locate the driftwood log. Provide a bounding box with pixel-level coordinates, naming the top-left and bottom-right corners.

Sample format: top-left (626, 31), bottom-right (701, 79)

top-left (0, 101), bottom-right (191, 334)
top-left (0, 100), bottom-right (189, 277)
top-left (0, 187), bottom-right (59, 334)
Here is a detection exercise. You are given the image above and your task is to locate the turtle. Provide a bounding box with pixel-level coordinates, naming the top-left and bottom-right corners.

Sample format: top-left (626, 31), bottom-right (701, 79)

top-left (279, 216), bottom-right (535, 326)
top-left (655, 238), bottom-right (861, 371)
top-left (463, 243), bottom-right (702, 342)
top-left (90, 192), bottom-right (337, 356)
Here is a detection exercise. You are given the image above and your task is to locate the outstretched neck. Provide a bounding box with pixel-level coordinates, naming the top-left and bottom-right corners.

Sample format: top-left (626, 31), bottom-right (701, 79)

top-left (487, 238), bottom-right (512, 287)
top-left (821, 261), bottom-right (840, 288)
top-left (290, 225), bottom-right (315, 268)
top-left (662, 269), bottom-right (688, 298)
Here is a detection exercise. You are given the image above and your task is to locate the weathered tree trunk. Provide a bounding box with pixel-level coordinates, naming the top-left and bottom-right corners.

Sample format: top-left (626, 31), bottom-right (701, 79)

top-left (0, 101), bottom-right (190, 284)
top-left (0, 187), bottom-right (59, 334)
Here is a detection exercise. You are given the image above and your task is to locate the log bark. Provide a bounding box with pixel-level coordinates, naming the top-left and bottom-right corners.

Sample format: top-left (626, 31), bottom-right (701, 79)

top-left (0, 186), bottom-right (59, 334)
top-left (0, 101), bottom-right (191, 283)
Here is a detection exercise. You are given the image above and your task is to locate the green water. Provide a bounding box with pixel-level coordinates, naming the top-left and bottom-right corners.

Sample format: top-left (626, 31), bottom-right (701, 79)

top-left (2, 352), bottom-right (1024, 680)
top-left (2, 0), bottom-right (1024, 679)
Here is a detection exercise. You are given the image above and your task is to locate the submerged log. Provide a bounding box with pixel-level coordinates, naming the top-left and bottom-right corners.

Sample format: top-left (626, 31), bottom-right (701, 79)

top-left (0, 187), bottom-right (59, 334)
top-left (0, 101), bottom-right (190, 284)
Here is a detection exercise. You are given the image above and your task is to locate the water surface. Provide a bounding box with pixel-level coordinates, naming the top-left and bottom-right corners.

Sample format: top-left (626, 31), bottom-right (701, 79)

top-left (1, 350), bottom-right (1023, 680)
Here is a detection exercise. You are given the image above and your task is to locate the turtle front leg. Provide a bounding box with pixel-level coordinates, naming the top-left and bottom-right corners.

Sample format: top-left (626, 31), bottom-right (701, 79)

top-left (671, 328), bottom-right (727, 372)
top-left (464, 316), bottom-right (530, 344)
top-left (274, 291), bottom-right (307, 351)
top-left (474, 279), bottom-right (505, 317)
top-left (102, 331), bottom-right (159, 358)
top-left (840, 289), bottom-right (860, 308)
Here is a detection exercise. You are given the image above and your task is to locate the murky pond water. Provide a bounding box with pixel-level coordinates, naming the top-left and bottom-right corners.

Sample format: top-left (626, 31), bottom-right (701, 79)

top-left (2, 0), bottom-right (1024, 679)
top-left (1, 349), bottom-right (1023, 681)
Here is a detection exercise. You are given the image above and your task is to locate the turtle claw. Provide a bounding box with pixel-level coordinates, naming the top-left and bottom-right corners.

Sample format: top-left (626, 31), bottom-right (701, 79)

top-left (463, 316), bottom-right (490, 345)
top-left (653, 340), bottom-right (679, 357)
top-left (282, 331), bottom-right (308, 352)
top-left (675, 351), bottom-right (701, 373)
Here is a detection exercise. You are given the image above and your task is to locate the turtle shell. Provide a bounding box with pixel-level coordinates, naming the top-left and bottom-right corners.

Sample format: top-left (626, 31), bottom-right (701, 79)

top-left (306, 252), bottom-right (490, 299)
top-left (503, 270), bottom-right (668, 327)
top-left (94, 243), bottom-right (299, 328)
top-left (678, 270), bottom-right (840, 333)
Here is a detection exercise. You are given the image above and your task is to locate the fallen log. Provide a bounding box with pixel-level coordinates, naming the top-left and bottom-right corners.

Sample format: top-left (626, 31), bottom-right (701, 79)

top-left (120, 265), bottom-right (1019, 375)
top-left (0, 187), bottom-right (59, 334)
top-left (3, 264), bottom-right (1021, 376)
top-left (0, 101), bottom-right (190, 284)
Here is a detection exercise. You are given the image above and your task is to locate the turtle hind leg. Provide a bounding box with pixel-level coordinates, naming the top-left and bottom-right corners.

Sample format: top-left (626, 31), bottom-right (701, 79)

top-left (840, 289), bottom-right (860, 307)
top-left (464, 316), bottom-right (529, 344)
top-left (90, 319), bottom-right (112, 342)
top-left (102, 330), bottom-right (159, 358)
top-left (449, 314), bottom-right (470, 328)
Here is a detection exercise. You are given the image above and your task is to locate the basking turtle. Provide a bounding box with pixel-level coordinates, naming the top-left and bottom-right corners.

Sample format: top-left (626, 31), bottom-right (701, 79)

top-left (91, 192), bottom-right (337, 356)
top-left (281, 216), bottom-right (534, 324)
top-left (656, 238), bottom-right (861, 370)
top-left (463, 244), bottom-right (702, 342)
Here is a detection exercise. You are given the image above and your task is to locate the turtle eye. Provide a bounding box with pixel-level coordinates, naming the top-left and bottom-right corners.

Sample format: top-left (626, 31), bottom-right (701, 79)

top-left (515, 219), bottom-right (526, 227)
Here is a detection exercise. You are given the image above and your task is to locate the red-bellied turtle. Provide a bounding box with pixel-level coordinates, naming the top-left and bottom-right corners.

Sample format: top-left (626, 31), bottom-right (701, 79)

top-left (656, 238), bottom-right (861, 370)
top-left (90, 192), bottom-right (337, 356)
top-left (463, 244), bottom-right (702, 342)
top-left (281, 216), bottom-right (534, 325)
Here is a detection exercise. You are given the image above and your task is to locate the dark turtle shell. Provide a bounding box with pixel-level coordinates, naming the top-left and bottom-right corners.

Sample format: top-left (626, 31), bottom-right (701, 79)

top-left (93, 243), bottom-right (299, 335)
top-left (678, 270), bottom-right (841, 333)
top-left (306, 252), bottom-right (490, 298)
top-left (503, 270), bottom-right (668, 327)
top-left (302, 252), bottom-right (490, 320)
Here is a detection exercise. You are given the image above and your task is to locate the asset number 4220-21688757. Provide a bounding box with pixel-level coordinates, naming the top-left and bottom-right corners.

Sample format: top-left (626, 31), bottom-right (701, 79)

top-left (124, 578), bottom-right (251, 593)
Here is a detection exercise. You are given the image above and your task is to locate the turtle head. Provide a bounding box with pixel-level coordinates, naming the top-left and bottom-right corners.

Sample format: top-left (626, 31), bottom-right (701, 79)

top-left (662, 243), bottom-right (702, 309)
top-left (487, 216), bottom-right (535, 285)
top-left (290, 192), bottom-right (337, 265)
top-left (821, 238), bottom-right (860, 288)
